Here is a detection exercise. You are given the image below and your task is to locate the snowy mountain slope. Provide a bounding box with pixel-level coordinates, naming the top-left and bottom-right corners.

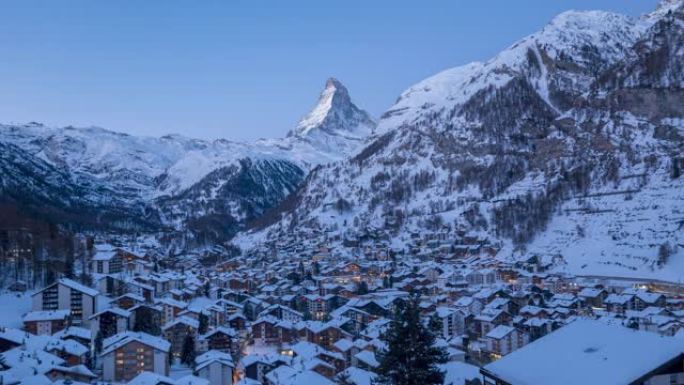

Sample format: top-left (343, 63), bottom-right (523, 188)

top-left (378, 9), bottom-right (646, 132)
top-left (256, 77), bottom-right (377, 165)
top-left (0, 141), bottom-right (157, 230)
top-left (292, 78), bottom-right (375, 138)
top-left (236, 1), bottom-right (684, 280)
top-left (0, 79), bottom-right (375, 243)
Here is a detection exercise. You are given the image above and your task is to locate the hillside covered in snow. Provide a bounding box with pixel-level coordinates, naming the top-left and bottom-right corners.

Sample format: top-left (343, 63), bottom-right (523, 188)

top-left (235, 0), bottom-right (684, 281)
top-left (0, 78), bottom-right (377, 244)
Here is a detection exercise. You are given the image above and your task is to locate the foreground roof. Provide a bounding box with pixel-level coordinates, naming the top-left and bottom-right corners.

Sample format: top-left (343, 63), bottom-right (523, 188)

top-left (483, 319), bottom-right (683, 385)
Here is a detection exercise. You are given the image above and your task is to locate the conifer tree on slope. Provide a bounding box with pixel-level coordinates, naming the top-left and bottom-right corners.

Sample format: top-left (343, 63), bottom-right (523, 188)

top-left (375, 293), bottom-right (448, 385)
top-left (180, 334), bottom-right (196, 366)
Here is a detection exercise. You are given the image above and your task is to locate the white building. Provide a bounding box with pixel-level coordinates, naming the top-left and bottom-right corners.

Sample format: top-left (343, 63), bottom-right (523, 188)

top-left (194, 350), bottom-right (234, 385)
top-left (100, 332), bottom-right (170, 382)
top-left (32, 278), bottom-right (99, 327)
top-left (483, 325), bottom-right (528, 357)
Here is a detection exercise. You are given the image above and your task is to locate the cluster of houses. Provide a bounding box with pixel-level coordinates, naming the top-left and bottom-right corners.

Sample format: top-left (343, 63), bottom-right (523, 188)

top-left (1, 242), bottom-right (683, 385)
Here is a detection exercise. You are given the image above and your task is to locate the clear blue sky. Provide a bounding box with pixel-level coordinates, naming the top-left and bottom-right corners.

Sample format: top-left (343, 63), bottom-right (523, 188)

top-left (0, 1), bottom-right (659, 141)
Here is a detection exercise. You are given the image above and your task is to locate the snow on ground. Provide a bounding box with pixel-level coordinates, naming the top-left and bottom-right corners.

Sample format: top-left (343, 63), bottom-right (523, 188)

top-left (513, 166), bottom-right (684, 282)
top-left (169, 364), bottom-right (193, 380)
top-left (0, 291), bottom-right (32, 328)
top-left (440, 361), bottom-right (481, 385)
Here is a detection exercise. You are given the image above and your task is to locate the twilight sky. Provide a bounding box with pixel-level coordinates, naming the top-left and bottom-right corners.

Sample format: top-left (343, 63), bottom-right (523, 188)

top-left (0, 1), bottom-right (658, 141)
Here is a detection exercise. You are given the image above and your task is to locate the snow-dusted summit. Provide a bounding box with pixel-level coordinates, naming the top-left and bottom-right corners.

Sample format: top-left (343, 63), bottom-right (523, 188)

top-left (237, 1), bottom-right (684, 281)
top-left (0, 78), bottom-right (376, 246)
top-left (285, 78), bottom-right (376, 156)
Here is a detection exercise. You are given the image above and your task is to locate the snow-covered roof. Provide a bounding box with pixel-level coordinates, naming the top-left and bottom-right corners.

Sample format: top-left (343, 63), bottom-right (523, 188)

top-left (45, 338), bottom-right (89, 356)
top-left (89, 306), bottom-right (131, 319)
top-left (483, 320), bottom-right (684, 385)
top-left (441, 361), bottom-right (480, 385)
top-left (102, 331), bottom-right (170, 355)
top-left (32, 278), bottom-right (99, 297)
top-left (353, 350), bottom-right (379, 368)
top-left (337, 367), bottom-right (376, 385)
top-left (127, 371), bottom-right (176, 385)
top-left (163, 316), bottom-right (199, 330)
top-left (22, 310), bottom-right (70, 322)
top-left (485, 325), bottom-right (515, 340)
top-left (92, 250), bottom-right (117, 261)
top-left (46, 364), bottom-right (96, 378)
top-left (176, 375), bottom-right (210, 385)
top-left (195, 350), bottom-right (235, 370)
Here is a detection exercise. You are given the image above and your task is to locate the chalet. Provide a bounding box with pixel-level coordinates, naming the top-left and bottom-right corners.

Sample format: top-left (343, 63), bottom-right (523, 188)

top-left (127, 280), bottom-right (156, 301)
top-left (100, 331), bottom-right (170, 382)
top-left (163, 316), bottom-right (199, 357)
top-left (241, 354), bottom-right (290, 383)
top-left (475, 308), bottom-right (511, 337)
top-left (0, 328), bottom-right (33, 352)
top-left (227, 313), bottom-right (247, 331)
top-left (258, 304), bottom-right (304, 323)
top-left (215, 299), bottom-right (244, 317)
top-left (434, 307), bottom-right (467, 339)
top-left (633, 292), bottom-right (667, 311)
top-left (577, 287), bottom-right (608, 308)
top-left (466, 269), bottom-right (497, 286)
top-left (332, 338), bottom-right (355, 366)
top-left (130, 303), bottom-right (164, 333)
top-left (45, 338), bottom-right (89, 366)
top-left (605, 294), bottom-right (633, 314)
top-left (291, 341), bottom-right (346, 376)
top-left (44, 365), bottom-right (97, 383)
top-left (353, 350), bottom-right (379, 372)
top-left (483, 325), bottom-right (529, 358)
top-left (520, 317), bottom-right (553, 342)
top-left (111, 293), bottom-right (146, 310)
top-left (194, 350), bottom-right (235, 385)
top-left (91, 308), bottom-right (130, 339)
top-left (242, 298), bottom-right (268, 321)
top-left (252, 317), bottom-right (297, 345)
top-left (297, 322), bottom-right (352, 350)
top-left (91, 250), bottom-right (124, 275)
top-left (197, 327), bottom-right (238, 355)
top-left (32, 278), bottom-right (99, 327)
top-left (53, 326), bottom-right (92, 347)
top-left (157, 297), bottom-right (188, 325)
top-left (22, 310), bottom-right (71, 335)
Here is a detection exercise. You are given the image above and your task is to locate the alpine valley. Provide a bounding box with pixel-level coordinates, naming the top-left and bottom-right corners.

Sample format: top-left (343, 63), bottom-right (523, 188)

top-left (2, 1), bottom-right (684, 281)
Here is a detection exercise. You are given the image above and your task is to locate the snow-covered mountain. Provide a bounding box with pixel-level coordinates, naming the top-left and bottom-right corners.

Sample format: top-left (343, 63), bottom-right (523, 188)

top-left (287, 77), bottom-right (376, 154)
top-left (256, 77), bottom-right (377, 166)
top-left (236, 1), bottom-right (684, 280)
top-left (0, 78), bottom-right (375, 244)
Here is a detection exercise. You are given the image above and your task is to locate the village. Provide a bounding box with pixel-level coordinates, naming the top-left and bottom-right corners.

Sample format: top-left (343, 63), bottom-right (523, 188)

top-left (0, 233), bottom-right (681, 385)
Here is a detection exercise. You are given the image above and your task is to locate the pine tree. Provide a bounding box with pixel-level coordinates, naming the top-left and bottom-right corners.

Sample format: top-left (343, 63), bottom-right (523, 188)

top-left (356, 281), bottom-right (369, 295)
top-left (375, 293), bottom-right (448, 385)
top-left (94, 331), bottom-right (104, 357)
top-left (428, 313), bottom-right (442, 337)
top-left (198, 312), bottom-right (209, 335)
top-left (133, 306), bottom-right (161, 336)
top-left (180, 334), bottom-right (196, 366)
top-left (203, 281), bottom-right (211, 298)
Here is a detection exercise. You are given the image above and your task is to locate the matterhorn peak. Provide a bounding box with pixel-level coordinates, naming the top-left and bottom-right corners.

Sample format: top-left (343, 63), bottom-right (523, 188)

top-left (289, 77), bottom-right (376, 140)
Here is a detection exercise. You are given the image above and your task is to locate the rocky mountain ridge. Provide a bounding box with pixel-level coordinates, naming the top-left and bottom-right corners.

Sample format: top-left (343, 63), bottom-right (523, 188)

top-left (0, 79), bottom-right (376, 245)
top-left (235, 1), bottom-right (684, 280)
